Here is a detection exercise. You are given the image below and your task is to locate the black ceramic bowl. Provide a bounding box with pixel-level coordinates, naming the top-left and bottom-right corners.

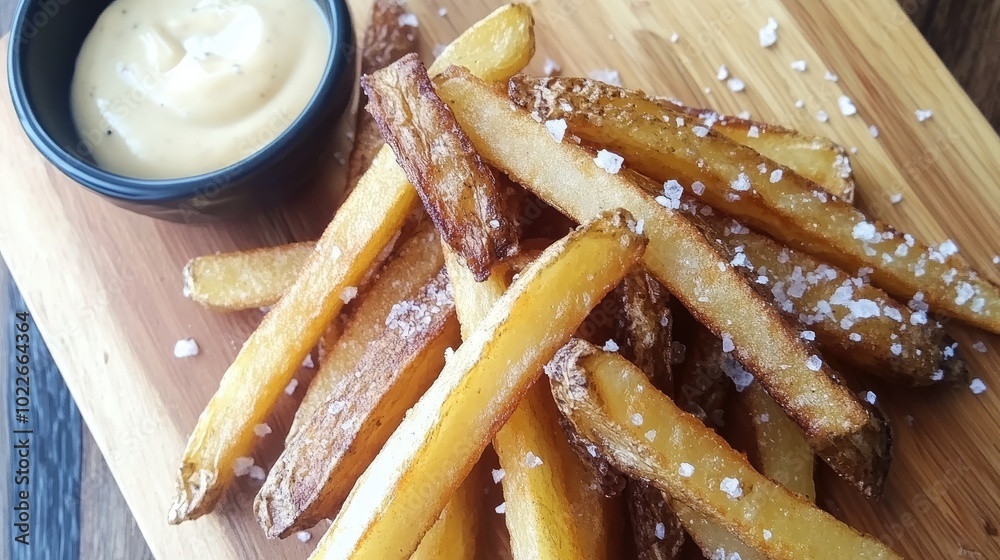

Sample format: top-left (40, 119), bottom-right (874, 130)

top-left (7, 0), bottom-right (356, 222)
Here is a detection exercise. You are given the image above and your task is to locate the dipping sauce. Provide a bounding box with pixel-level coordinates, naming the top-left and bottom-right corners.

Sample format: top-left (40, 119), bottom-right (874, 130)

top-left (70, 0), bottom-right (331, 179)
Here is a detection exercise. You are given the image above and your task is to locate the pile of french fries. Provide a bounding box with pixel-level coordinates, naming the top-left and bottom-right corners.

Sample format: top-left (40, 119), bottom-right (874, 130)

top-left (167, 3), bottom-right (998, 559)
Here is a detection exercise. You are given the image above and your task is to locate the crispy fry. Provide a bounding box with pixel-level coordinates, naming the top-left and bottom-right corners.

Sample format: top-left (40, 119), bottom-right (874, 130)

top-left (692, 204), bottom-right (964, 386)
top-left (547, 340), bottom-right (902, 560)
top-left (412, 460), bottom-right (483, 560)
top-left (666, 103), bottom-right (855, 203)
top-left (509, 75), bottom-right (1000, 334)
top-left (288, 225), bottom-right (443, 440)
top-left (613, 269), bottom-right (673, 393)
top-left (182, 242), bottom-right (314, 311)
top-left (435, 67), bottom-right (890, 497)
top-left (168, 5), bottom-right (535, 523)
top-left (494, 382), bottom-right (586, 559)
top-left (255, 270), bottom-right (460, 538)
top-left (309, 211), bottom-right (647, 559)
top-left (626, 481), bottom-right (684, 560)
top-left (671, 501), bottom-right (764, 560)
top-left (346, 0), bottom-right (419, 193)
top-left (743, 383), bottom-right (817, 501)
top-left (363, 54), bottom-right (518, 281)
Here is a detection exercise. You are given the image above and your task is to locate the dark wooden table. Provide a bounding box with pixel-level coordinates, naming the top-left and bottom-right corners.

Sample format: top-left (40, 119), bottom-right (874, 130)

top-left (1, 1), bottom-right (998, 558)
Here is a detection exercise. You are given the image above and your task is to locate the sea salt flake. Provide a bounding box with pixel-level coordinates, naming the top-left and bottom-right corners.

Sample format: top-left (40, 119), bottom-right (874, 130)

top-left (398, 13), bottom-right (419, 27)
top-left (801, 330), bottom-right (816, 341)
top-left (340, 286), bottom-right (358, 305)
top-left (671, 32), bottom-right (680, 43)
top-left (678, 462), bottom-right (695, 477)
top-left (763, 529), bottom-right (773, 540)
top-left (727, 78), bottom-right (746, 92)
top-left (233, 456), bottom-right (255, 477)
top-left (248, 465), bottom-right (266, 481)
top-left (631, 413), bottom-right (644, 426)
top-left (692, 181), bottom-right (706, 195)
top-left (717, 65), bottom-right (730, 80)
top-left (970, 378), bottom-right (987, 395)
top-left (492, 468), bottom-right (506, 483)
top-left (720, 477), bottom-right (743, 499)
top-left (759, 413), bottom-right (770, 423)
top-left (824, 70), bottom-right (839, 82)
top-left (805, 355), bottom-right (822, 371)
top-left (721, 333), bottom-right (735, 352)
top-left (890, 343), bottom-right (903, 356)
top-left (525, 452), bottom-right (543, 468)
top-left (769, 169), bottom-right (783, 183)
top-left (794, 99), bottom-right (805, 109)
top-left (588, 69), bottom-right (622, 86)
top-left (692, 126), bottom-right (710, 137)
top-left (495, 502), bottom-right (507, 514)
top-left (890, 193), bottom-right (904, 204)
top-left (545, 119), bottom-right (567, 143)
top-left (730, 173), bottom-right (751, 191)
top-left (655, 522), bottom-right (666, 540)
top-left (603, 339), bottom-right (620, 352)
top-left (790, 60), bottom-right (807, 72)
top-left (254, 423), bottom-right (272, 437)
top-left (722, 357), bottom-right (755, 392)
top-left (863, 390), bottom-right (877, 404)
top-left (645, 429), bottom-right (657, 441)
top-left (330, 245), bottom-right (342, 259)
top-left (748, 125), bottom-right (760, 138)
top-left (594, 149), bottom-right (624, 174)
top-left (838, 95), bottom-right (857, 116)
top-left (816, 110), bottom-right (829, 123)
top-left (544, 58), bottom-right (561, 76)
top-left (869, 124), bottom-right (880, 138)
top-left (759, 17), bottom-right (778, 48)
top-left (915, 109), bottom-right (934, 122)
top-left (284, 378), bottom-right (299, 395)
top-left (173, 338), bottom-right (199, 358)
top-left (438, 6), bottom-right (447, 16)
top-left (972, 341), bottom-right (988, 353)
top-left (296, 531), bottom-right (312, 543)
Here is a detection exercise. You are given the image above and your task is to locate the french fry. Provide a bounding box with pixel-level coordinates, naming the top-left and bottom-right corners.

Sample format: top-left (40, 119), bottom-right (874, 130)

top-left (346, 0), bottom-right (419, 193)
top-left (435, 67), bottom-right (890, 497)
top-left (288, 225), bottom-right (443, 440)
top-left (308, 211), bottom-right (647, 559)
top-left (363, 54), bottom-right (518, 281)
top-left (509, 75), bottom-right (1000, 334)
top-left (692, 205), bottom-right (964, 386)
top-left (168, 4), bottom-right (536, 523)
top-left (182, 242), bottom-right (314, 311)
top-left (254, 270), bottom-right (461, 538)
top-left (547, 340), bottom-right (902, 560)
top-left (411, 458), bottom-right (483, 560)
top-left (559, 429), bottom-right (629, 560)
top-left (666, 103), bottom-right (855, 203)
top-left (671, 501), bottom-right (764, 560)
top-left (674, 322), bottom-right (730, 431)
top-left (743, 383), bottom-right (817, 502)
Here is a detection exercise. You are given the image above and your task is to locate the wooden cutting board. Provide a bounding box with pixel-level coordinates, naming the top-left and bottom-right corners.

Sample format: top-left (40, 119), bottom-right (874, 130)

top-left (2, 0), bottom-right (999, 557)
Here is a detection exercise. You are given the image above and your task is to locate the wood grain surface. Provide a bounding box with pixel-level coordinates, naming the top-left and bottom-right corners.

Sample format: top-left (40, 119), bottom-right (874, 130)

top-left (1, 0), bottom-right (999, 559)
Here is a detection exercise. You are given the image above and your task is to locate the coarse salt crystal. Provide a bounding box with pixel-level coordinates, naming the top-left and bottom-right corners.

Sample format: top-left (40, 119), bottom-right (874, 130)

top-left (769, 169), bottom-right (783, 183)
top-left (794, 99), bottom-right (805, 109)
top-left (824, 70), bottom-right (839, 82)
top-left (721, 333), bottom-right (735, 352)
top-left (863, 390), bottom-right (877, 404)
top-left (806, 355), bottom-right (822, 371)
top-left (173, 338), bottom-right (199, 358)
top-left (720, 477), bottom-right (743, 499)
top-left (284, 378), bottom-right (299, 395)
top-left (757, 275), bottom-right (769, 284)
top-left (816, 110), bottom-right (829, 123)
top-left (296, 531), bottom-right (312, 543)
top-left (692, 181), bottom-right (706, 195)
top-left (791, 60), bottom-right (807, 72)
top-left (489, 219), bottom-right (500, 229)
top-left (398, 13), bottom-right (418, 27)
top-left (525, 452), bottom-right (543, 468)
top-left (717, 65), bottom-right (730, 81)
top-left (492, 468), bottom-right (506, 483)
top-left (730, 173), bottom-right (751, 191)
top-left (678, 462), bottom-right (695, 477)
top-left (594, 149), bottom-right (624, 174)
top-left (645, 429), bottom-right (657, 441)
top-left (890, 193), bottom-right (903, 204)
top-left (738, 110), bottom-right (751, 119)
top-left (543, 58), bottom-right (561, 76)
top-left (759, 17), bottom-right (778, 48)
top-left (890, 343), bottom-right (903, 355)
top-left (852, 221), bottom-right (879, 243)
top-left (545, 119), bottom-right (567, 143)
top-left (254, 423), bottom-right (272, 437)
top-left (869, 124), bottom-right (880, 138)
top-left (495, 502), bottom-right (507, 514)
top-left (330, 245), bottom-right (342, 259)
top-left (670, 32), bottom-right (679, 43)
top-left (438, 6), bottom-right (447, 16)
top-left (747, 125), bottom-right (760, 138)
top-left (588, 69), bottom-right (622, 86)
top-left (603, 339), bottom-right (620, 352)
top-left (970, 378), bottom-right (987, 394)
top-left (838, 96), bottom-right (857, 116)
top-left (972, 341), bottom-right (988, 353)
top-left (801, 330), bottom-right (815, 341)
top-left (722, 357), bottom-right (754, 392)
top-left (339, 286), bottom-right (358, 305)
top-left (727, 78), bottom-right (746, 92)
top-left (249, 465), bottom-right (266, 481)
top-left (763, 529), bottom-right (772, 540)
top-left (692, 126), bottom-right (710, 137)
top-left (631, 413), bottom-right (644, 426)
top-left (759, 413), bottom-right (770, 423)
top-left (233, 456), bottom-right (254, 476)
top-left (655, 522), bottom-right (666, 540)
top-left (915, 109), bottom-right (934, 122)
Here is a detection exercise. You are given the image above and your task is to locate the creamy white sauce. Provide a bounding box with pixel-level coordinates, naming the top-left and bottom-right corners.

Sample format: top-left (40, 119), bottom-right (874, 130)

top-left (70, 0), bottom-right (331, 179)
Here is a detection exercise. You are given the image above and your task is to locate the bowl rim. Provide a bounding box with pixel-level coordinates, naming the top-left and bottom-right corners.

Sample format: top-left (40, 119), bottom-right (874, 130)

top-left (6, 0), bottom-right (355, 202)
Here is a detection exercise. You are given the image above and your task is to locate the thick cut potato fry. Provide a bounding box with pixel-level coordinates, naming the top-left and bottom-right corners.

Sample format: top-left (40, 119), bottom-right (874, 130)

top-left (363, 54), bottom-right (518, 281)
top-left (509, 75), bottom-right (1000, 334)
top-left (666, 103), bottom-right (855, 203)
top-left (693, 205), bottom-right (964, 386)
top-left (547, 340), bottom-right (902, 560)
top-left (436, 67), bottom-right (890, 498)
top-left (182, 242), bottom-right (314, 311)
top-left (613, 269), bottom-right (673, 393)
top-left (674, 322), bottom-right (730, 431)
top-left (308, 211), bottom-right (647, 560)
top-left (289, 225), bottom-right (444, 440)
top-left (743, 383), bottom-right (816, 501)
top-left (626, 481), bottom-right (684, 560)
top-left (495, 382), bottom-right (586, 559)
top-left (168, 5), bottom-right (535, 523)
top-left (346, 0), bottom-right (419, 193)
top-left (412, 461), bottom-right (483, 560)
top-left (255, 271), bottom-right (460, 538)
top-left (671, 501), bottom-right (765, 560)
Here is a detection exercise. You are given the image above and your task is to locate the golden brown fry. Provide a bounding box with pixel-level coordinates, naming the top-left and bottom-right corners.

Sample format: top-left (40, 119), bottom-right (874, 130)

top-left (309, 211), bottom-right (646, 559)
top-left (347, 0), bottom-right (419, 192)
top-left (627, 481), bottom-right (685, 560)
top-left (670, 501), bottom-right (765, 560)
top-left (168, 5), bottom-right (535, 523)
top-left (412, 460), bottom-right (483, 560)
top-left (436, 67), bottom-right (890, 498)
top-left (666, 103), bottom-right (855, 203)
top-left (288, 225), bottom-right (443, 440)
top-left (674, 322), bottom-right (731, 431)
top-left (743, 383), bottom-right (817, 502)
top-left (182, 242), bottom-right (314, 311)
top-left (613, 269), bottom-right (673, 393)
top-left (363, 54), bottom-right (518, 281)
top-left (509, 74), bottom-right (1000, 334)
top-left (495, 382), bottom-right (586, 559)
top-left (693, 205), bottom-right (964, 386)
top-left (547, 340), bottom-right (902, 560)
top-left (254, 271), bottom-right (460, 538)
